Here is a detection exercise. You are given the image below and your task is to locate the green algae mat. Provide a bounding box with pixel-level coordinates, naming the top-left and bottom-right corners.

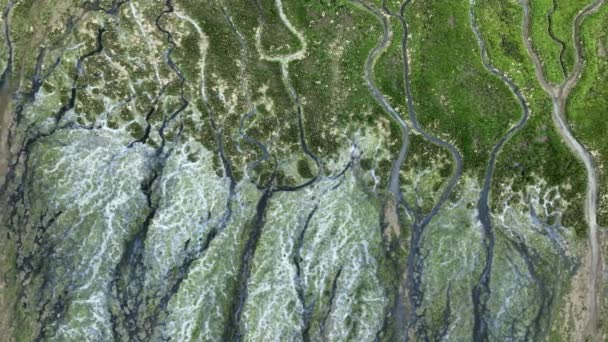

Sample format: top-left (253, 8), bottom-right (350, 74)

top-left (0, 0), bottom-right (607, 340)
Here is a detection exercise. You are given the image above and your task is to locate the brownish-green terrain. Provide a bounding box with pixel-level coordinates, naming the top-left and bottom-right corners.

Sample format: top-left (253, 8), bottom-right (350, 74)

top-left (0, 0), bottom-right (607, 341)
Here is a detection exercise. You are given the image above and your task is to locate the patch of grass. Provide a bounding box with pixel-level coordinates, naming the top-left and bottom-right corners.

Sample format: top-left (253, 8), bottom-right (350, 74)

top-left (550, 0), bottom-right (594, 73)
top-left (288, 1), bottom-right (394, 159)
top-left (527, 0), bottom-right (566, 84)
top-left (257, 0), bottom-right (303, 56)
top-left (406, 0), bottom-right (519, 176)
top-left (297, 158), bottom-right (314, 178)
top-left (522, 0), bottom-right (590, 85)
top-left (374, 15), bottom-right (406, 110)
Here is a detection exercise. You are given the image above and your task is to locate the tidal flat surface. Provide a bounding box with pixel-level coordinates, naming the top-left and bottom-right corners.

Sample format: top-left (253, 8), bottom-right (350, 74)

top-left (1, 0), bottom-right (607, 341)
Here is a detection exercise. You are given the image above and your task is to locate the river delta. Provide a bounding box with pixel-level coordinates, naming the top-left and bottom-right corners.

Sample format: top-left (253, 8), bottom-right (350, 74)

top-left (0, 0), bottom-right (607, 341)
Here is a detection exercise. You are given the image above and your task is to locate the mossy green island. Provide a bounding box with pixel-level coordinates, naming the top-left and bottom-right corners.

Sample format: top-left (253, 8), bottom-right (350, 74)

top-left (0, 0), bottom-right (607, 341)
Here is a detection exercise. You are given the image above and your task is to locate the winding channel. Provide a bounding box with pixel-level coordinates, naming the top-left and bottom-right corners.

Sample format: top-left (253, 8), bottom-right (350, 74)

top-left (469, 0), bottom-right (532, 339)
top-left (390, 0), bottom-right (466, 337)
top-left (255, 0), bottom-right (321, 177)
top-left (226, 1), bottom-right (336, 339)
top-left (351, 0), bottom-right (410, 203)
top-left (389, 0), bottom-right (465, 233)
top-left (521, 0), bottom-right (605, 338)
top-left (355, 0), bottom-right (466, 337)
